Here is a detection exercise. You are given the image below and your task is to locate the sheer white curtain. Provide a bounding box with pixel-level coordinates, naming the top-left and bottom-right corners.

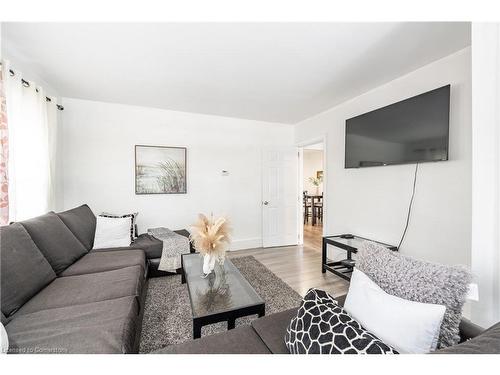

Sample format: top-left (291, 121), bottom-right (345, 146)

top-left (2, 61), bottom-right (57, 221)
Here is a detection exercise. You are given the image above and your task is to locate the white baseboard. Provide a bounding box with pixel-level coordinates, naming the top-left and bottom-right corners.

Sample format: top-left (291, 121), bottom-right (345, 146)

top-left (230, 237), bottom-right (262, 251)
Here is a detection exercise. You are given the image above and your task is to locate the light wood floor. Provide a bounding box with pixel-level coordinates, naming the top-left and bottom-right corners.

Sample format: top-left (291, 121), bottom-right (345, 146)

top-left (303, 223), bottom-right (323, 250)
top-left (229, 223), bottom-right (349, 298)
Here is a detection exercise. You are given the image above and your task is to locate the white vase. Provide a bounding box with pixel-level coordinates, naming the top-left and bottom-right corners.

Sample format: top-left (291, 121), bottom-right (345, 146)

top-left (203, 253), bottom-right (217, 275)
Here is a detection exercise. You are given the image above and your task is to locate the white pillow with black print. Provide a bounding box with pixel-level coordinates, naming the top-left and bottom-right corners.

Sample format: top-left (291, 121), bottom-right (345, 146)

top-left (100, 212), bottom-right (138, 242)
top-left (285, 288), bottom-right (398, 354)
top-left (344, 268), bottom-right (446, 354)
top-left (93, 216), bottom-right (133, 249)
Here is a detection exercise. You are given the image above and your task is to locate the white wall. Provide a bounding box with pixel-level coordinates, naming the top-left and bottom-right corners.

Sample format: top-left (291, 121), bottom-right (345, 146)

top-left (470, 23), bottom-right (500, 328)
top-left (1, 27), bottom-right (60, 98)
top-left (60, 98), bottom-right (294, 250)
top-left (295, 48), bottom-right (472, 267)
top-left (303, 149), bottom-right (323, 194)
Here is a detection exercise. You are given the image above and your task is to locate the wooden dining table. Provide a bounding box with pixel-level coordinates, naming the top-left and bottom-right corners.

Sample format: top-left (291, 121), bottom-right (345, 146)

top-left (305, 194), bottom-right (322, 225)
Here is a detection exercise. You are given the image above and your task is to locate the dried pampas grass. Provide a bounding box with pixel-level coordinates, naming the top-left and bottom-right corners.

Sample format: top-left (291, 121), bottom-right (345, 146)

top-left (190, 214), bottom-right (232, 258)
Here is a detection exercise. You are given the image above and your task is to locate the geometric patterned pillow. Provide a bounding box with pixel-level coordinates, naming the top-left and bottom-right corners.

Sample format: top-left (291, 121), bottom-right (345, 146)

top-left (285, 288), bottom-right (398, 354)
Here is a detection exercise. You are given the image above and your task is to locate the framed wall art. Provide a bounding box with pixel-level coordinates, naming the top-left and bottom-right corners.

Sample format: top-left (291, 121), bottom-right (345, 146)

top-left (135, 145), bottom-right (187, 194)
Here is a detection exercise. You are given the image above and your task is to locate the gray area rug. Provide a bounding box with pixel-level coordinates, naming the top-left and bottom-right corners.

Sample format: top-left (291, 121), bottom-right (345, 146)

top-left (139, 255), bottom-right (302, 353)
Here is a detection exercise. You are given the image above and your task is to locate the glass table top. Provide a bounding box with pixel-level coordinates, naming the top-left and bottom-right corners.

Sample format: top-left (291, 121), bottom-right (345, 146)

top-left (182, 253), bottom-right (264, 319)
top-left (327, 236), bottom-right (368, 248)
top-left (323, 235), bottom-right (397, 250)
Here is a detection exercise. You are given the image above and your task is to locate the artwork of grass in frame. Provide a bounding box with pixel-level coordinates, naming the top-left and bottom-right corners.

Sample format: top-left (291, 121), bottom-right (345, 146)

top-left (135, 145), bottom-right (187, 194)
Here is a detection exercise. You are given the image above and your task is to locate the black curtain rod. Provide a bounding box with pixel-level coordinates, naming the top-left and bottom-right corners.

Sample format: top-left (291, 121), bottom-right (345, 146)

top-left (5, 68), bottom-right (64, 111)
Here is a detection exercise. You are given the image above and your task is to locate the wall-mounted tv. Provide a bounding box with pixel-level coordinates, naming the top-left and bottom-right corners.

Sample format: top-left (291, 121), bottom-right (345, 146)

top-left (345, 85), bottom-right (450, 168)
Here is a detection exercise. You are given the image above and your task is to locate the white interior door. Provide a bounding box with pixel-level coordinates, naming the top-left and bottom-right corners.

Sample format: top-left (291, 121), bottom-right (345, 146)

top-left (262, 147), bottom-right (299, 247)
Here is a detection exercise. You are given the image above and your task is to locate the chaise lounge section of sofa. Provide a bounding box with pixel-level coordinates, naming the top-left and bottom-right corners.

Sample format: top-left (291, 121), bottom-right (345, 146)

top-left (0, 204), bottom-right (192, 354)
top-left (56, 204), bottom-right (194, 276)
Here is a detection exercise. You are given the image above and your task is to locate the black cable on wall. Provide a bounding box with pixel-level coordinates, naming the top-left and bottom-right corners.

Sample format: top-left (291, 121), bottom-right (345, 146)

top-left (397, 163), bottom-right (419, 250)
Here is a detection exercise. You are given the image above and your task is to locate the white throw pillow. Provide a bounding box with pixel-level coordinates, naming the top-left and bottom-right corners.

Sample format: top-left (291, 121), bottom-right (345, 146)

top-left (344, 268), bottom-right (446, 354)
top-left (93, 216), bottom-right (133, 249)
top-left (1, 323), bottom-right (8, 354)
top-left (100, 212), bottom-right (139, 239)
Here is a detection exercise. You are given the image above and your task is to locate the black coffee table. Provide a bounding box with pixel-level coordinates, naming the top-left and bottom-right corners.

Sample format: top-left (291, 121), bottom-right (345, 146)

top-left (181, 253), bottom-right (265, 339)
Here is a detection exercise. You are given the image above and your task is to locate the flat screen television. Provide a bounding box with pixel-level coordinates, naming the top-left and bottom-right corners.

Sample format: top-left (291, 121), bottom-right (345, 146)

top-left (345, 85), bottom-right (450, 168)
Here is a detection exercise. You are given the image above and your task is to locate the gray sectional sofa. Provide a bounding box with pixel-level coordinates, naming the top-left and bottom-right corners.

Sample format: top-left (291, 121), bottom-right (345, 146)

top-left (0, 204), bottom-right (192, 354)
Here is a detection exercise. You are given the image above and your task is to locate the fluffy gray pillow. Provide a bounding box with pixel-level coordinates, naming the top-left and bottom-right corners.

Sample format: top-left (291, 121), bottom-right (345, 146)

top-left (355, 242), bottom-right (471, 349)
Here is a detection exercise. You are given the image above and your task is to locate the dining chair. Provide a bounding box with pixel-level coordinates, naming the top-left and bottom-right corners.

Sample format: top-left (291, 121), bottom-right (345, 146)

top-left (313, 193), bottom-right (323, 225)
top-left (303, 191), bottom-right (312, 224)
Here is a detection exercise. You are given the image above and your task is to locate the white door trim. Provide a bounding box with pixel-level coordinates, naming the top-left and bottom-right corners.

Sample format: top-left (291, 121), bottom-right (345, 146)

top-left (297, 147), bottom-right (304, 245)
top-left (297, 134), bottom-right (328, 238)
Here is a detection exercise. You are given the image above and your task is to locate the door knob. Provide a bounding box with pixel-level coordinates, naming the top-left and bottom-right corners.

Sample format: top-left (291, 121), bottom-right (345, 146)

top-left (263, 201), bottom-right (269, 205)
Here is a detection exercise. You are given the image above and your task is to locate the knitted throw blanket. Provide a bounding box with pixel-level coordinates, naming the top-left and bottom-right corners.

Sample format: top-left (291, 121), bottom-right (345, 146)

top-left (147, 227), bottom-right (190, 272)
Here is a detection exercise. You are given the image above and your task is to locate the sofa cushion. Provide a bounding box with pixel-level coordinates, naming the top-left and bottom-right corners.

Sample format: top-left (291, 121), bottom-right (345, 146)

top-left (90, 231), bottom-right (191, 260)
top-left (5, 296), bottom-right (139, 354)
top-left (153, 325), bottom-right (271, 354)
top-left (91, 235), bottom-right (162, 259)
top-left (130, 233), bottom-right (163, 259)
top-left (251, 308), bottom-right (297, 354)
top-left (433, 322), bottom-right (500, 354)
top-left (60, 250), bottom-right (146, 277)
top-left (16, 266), bottom-right (145, 316)
top-left (356, 242), bottom-right (471, 348)
top-left (458, 318), bottom-right (484, 342)
top-left (90, 246), bottom-right (139, 253)
top-left (20, 212), bottom-right (88, 275)
top-left (0, 223), bottom-right (56, 317)
top-left (56, 204), bottom-right (96, 250)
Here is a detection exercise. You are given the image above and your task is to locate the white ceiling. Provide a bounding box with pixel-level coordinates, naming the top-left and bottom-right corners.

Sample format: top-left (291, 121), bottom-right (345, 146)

top-left (1, 22), bottom-right (470, 124)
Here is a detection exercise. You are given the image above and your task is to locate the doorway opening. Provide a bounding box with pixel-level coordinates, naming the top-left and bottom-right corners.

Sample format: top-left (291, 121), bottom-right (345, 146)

top-left (299, 141), bottom-right (324, 251)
